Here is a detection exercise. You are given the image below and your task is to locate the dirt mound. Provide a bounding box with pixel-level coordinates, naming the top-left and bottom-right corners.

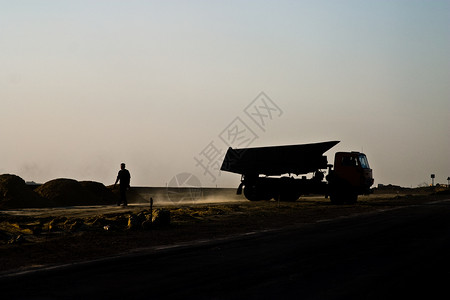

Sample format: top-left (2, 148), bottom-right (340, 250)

top-left (36, 179), bottom-right (117, 207)
top-left (80, 181), bottom-right (119, 205)
top-left (0, 174), bottom-right (51, 209)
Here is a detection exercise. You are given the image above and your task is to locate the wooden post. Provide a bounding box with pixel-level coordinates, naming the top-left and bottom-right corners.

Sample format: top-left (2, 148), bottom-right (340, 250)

top-left (150, 197), bottom-right (153, 223)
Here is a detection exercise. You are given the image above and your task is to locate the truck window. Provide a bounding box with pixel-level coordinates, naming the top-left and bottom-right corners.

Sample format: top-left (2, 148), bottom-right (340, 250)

top-left (342, 156), bottom-right (358, 167)
top-left (358, 155), bottom-right (370, 169)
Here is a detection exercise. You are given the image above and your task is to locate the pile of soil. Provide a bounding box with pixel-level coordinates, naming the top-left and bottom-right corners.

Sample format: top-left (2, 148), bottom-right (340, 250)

top-left (0, 174), bottom-right (50, 209)
top-left (0, 174), bottom-right (118, 209)
top-left (35, 179), bottom-right (117, 206)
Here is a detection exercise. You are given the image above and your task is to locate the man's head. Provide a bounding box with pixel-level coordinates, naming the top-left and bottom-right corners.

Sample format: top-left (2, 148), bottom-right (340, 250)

top-left (121, 163), bottom-right (126, 170)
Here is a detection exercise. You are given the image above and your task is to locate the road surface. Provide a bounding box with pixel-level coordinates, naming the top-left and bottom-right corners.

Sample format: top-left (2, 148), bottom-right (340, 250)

top-left (1, 199), bottom-right (450, 299)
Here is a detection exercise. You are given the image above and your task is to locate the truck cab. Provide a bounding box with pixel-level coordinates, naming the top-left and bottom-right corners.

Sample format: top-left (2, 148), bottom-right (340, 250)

top-left (327, 152), bottom-right (374, 203)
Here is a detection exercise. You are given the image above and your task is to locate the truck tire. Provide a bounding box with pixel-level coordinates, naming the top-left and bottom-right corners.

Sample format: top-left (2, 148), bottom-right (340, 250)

top-left (330, 190), bottom-right (357, 204)
top-left (243, 185), bottom-right (258, 201)
top-left (330, 193), bottom-right (344, 205)
top-left (346, 193), bottom-right (358, 204)
top-left (244, 185), bottom-right (272, 201)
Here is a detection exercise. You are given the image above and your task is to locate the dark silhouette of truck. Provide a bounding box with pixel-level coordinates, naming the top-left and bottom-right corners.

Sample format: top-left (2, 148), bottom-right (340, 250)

top-left (220, 141), bottom-right (373, 204)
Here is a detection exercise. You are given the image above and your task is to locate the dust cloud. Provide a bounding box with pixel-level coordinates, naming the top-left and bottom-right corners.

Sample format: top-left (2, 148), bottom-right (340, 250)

top-left (129, 187), bottom-right (246, 206)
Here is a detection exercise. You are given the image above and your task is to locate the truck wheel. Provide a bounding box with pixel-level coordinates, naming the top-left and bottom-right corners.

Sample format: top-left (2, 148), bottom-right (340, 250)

top-left (243, 185), bottom-right (260, 201)
top-left (330, 193), bottom-right (344, 205)
top-left (346, 193), bottom-right (358, 204)
top-left (330, 191), bottom-right (357, 204)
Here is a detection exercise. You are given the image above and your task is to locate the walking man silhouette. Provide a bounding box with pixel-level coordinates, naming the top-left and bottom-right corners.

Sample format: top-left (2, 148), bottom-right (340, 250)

top-left (114, 163), bottom-right (131, 206)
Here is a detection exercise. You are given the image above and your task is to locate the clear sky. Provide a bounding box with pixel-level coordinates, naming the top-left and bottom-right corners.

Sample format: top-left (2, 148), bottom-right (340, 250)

top-left (1, 0), bottom-right (449, 188)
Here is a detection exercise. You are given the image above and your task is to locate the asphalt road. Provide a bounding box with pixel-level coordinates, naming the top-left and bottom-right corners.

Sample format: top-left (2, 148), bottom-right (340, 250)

top-left (2, 199), bottom-right (450, 300)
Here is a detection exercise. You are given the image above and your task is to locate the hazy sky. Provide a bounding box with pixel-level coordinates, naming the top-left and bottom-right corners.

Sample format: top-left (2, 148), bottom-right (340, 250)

top-left (1, 1), bottom-right (449, 188)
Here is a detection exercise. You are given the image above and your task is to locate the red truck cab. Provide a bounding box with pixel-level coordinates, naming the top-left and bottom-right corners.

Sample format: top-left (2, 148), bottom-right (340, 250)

top-left (327, 152), bottom-right (374, 203)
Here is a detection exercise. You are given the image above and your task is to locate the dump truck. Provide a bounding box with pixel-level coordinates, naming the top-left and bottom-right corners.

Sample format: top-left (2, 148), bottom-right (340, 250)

top-left (220, 141), bottom-right (373, 204)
